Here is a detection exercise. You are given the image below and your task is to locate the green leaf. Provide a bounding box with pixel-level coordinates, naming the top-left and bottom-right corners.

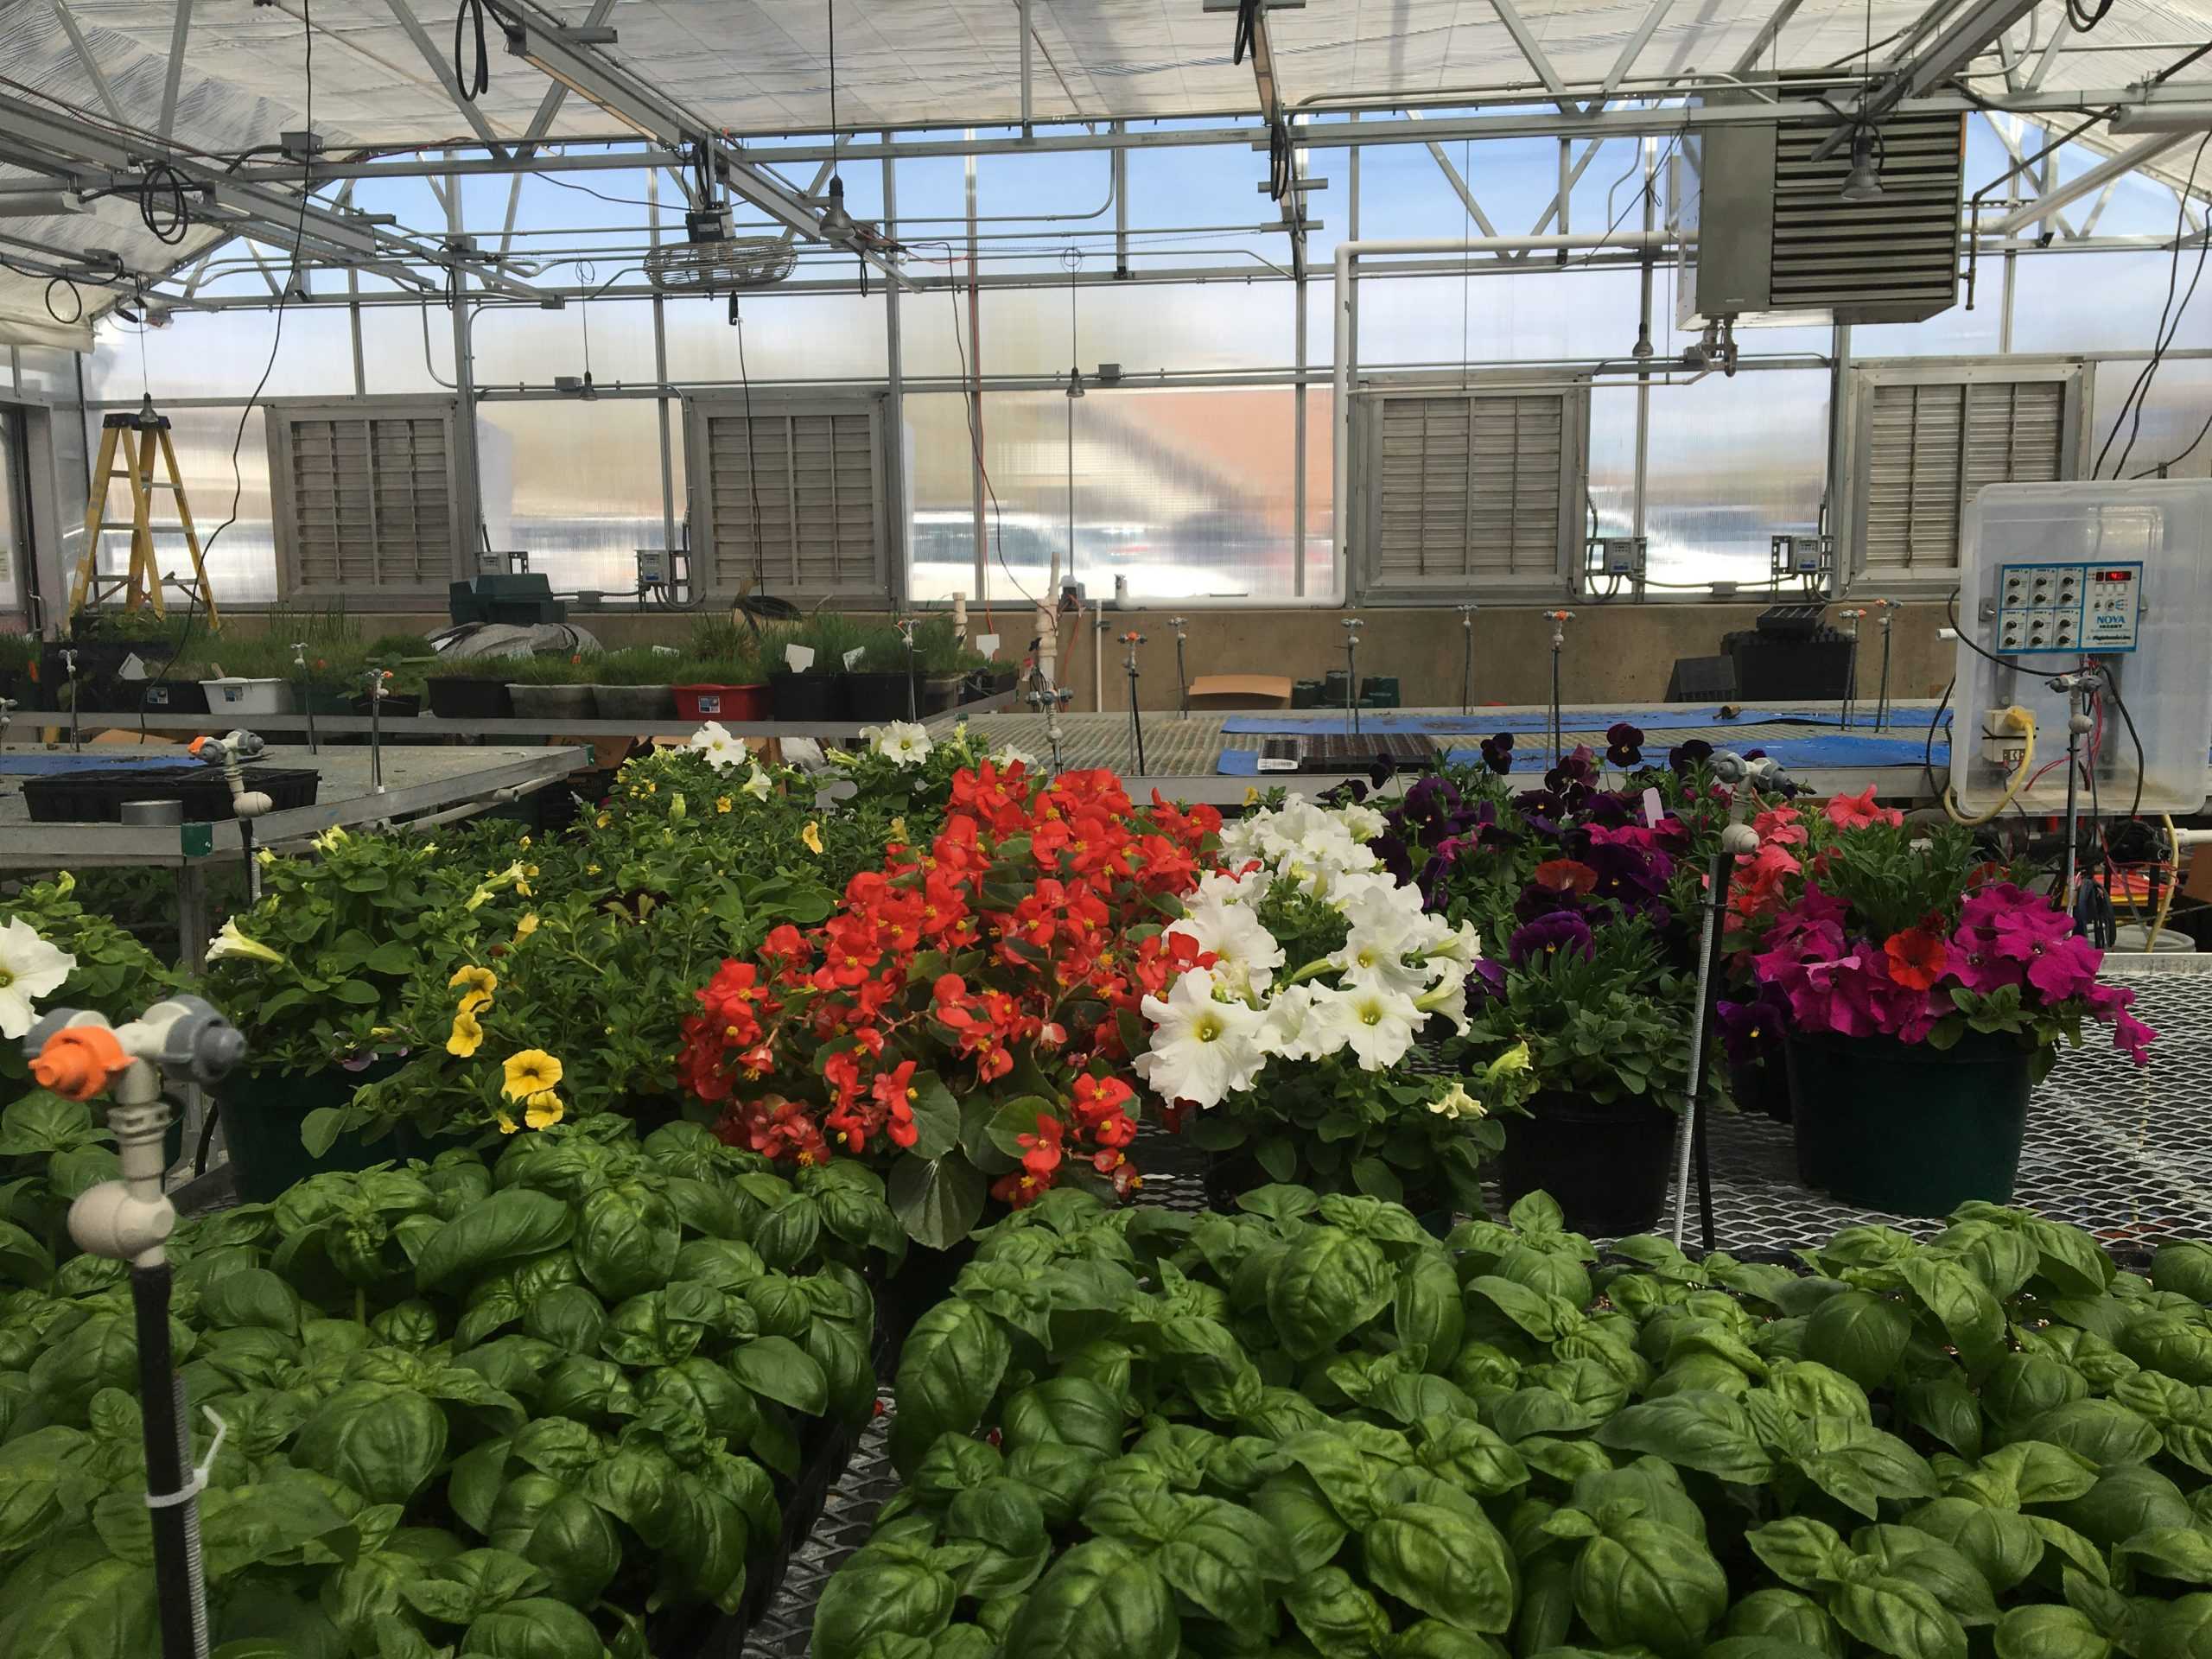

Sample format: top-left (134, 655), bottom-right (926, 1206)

top-left (1830, 1576), bottom-right (1968, 1659)
top-left (397, 1547), bottom-right (550, 1625)
top-left (1900, 1257), bottom-right (2005, 1378)
top-left (1363, 1501), bottom-right (1517, 1633)
top-left (575, 1187), bottom-right (680, 1302)
top-left (1573, 1516), bottom-right (1730, 1659)
top-left (2119, 1529), bottom-right (2212, 1586)
top-left (416, 1190), bottom-right (576, 1292)
top-left (1002, 1538), bottom-right (1179, 1659)
top-left (1156, 1495), bottom-right (1294, 1627)
top-left (464, 1596), bottom-right (605, 1659)
top-left (890, 1297), bottom-right (1011, 1476)
top-left (1994, 1605), bottom-right (2113, 1659)
top-left (1746, 1517), bottom-right (1852, 1591)
top-left (728, 1336), bottom-right (830, 1416)
top-left (1286, 1563), bottom-right (1393, 1659)
top-left (1594, 1391), bottom-right (1774, 1484)
top-left (900, 1071), bottom-right (962, 1162)
top-left (888, 1154), bottom-right (988, 1252)
top-left (293, 1382), bottom-right (449, 1506)
top-left (2020, 1401), bottom-right (2163, 1471)
top-left (1267, 1227), bottom-right (1395, 1360)
top-left (1804, 1291), bottom-right (1912, 1390)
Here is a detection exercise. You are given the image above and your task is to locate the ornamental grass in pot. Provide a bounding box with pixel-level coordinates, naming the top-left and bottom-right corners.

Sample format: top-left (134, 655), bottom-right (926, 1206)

top-left (841, 628), bottom-right (918, 722)
top-left (505, 649), bottom-right (599, 721)
top-left (1729, 798), bottom-right (2156, 1215)
top-left (768, 613), bottom-right (863, 723)
top-left (589, 645), bottom-right (679, 721)
top-left (424, 651), bottom-right (519, 720)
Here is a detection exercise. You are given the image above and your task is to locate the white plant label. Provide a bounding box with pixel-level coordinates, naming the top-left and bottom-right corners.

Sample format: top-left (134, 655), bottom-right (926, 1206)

top-left (976, 633), bottom-right (1000, 657)
top-left (842, 647), bottom-right (866, 671)
top-left (1641, 786), bottom-right (1664, 826)
top-left (785, 644), bottom-right (816, 672)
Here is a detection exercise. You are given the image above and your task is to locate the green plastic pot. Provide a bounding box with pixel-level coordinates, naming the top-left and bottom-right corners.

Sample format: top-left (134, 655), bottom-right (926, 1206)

top-left (1497, 1091), bottom-right (1676, 1237)
top-left (216, 1054), bottom-right (416, 1202)
top-left (1783, 1029), bottom-right (2034, 1216)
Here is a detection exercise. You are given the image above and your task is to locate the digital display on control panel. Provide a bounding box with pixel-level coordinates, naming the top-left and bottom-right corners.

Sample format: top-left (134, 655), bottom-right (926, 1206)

top-left (1994, 560), bottom-right (2142, 655)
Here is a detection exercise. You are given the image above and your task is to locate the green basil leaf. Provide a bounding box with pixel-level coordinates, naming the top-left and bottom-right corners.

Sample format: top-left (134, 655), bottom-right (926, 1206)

top-left (1286, 1562), bottom-right (1392, 1659)
top-left (292, 1382), bottom-right (448, 1506)
top-left (1572, 1516), bottom-right (1728, 1659)
top-left (1804, 1291), bottom-right (1911, 1390)
top-left (1830, 1575), bottom-right (1968, 1659)
top-left (463, 1596), bottom-right (605, 1659)
top-left (1995, 1605), bottom-right (2113, 1659)
top-left (415, 1190), bottom-right (576, 1292)
top-left (1002, 1537), bottom-right (1179, 1659)
top-left (890, 1299), bottom-right (1011, 1476)
top-left (1593, 1390), bottom-right (1774, 1484)
top-left (1364, 1500), bottom-right (1517, 1633)
top-left (728, 1336), bottom-right (830, 1416)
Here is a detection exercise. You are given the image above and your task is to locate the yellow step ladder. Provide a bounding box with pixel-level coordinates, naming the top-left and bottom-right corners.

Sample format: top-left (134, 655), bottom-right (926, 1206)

top-left (67, 394), bottom-right (220, 630)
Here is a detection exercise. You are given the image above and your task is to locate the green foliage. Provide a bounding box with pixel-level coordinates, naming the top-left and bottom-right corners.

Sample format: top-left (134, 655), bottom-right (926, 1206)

top-left (0, 1116), bottom-right (887, 1655)
top-left (504, 652), bottom-right (600, 686)
top-left (426, 652), bottom-right (534, 682)
top-left (589, 647), bottom-right (681, 687)
top-left (822, 1188), bottom-right (2212, 1659)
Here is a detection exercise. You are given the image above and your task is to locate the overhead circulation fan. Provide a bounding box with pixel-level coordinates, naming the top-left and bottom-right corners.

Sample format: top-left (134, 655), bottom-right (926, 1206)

top-left (644, 141), bottom-right (801, 293)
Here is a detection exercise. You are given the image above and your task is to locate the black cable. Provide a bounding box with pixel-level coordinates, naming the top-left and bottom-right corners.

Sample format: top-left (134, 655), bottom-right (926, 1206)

top-left (203, 0), bottom-right (314, 569)
top-left (454, 0), bottom-right (489, 102)
top-left (44, 275), bottom-right (83, 326)
top-left (2101, 665), bottom-right (2145, 822)
top-left (1946, 586), bottom-right (2014, 672)
top-left (728, 288), bottom-right (765, 588)
top-left (915, 241), bottom-right (1027, 605)
top-left (1922, 674), bottom-right (1954, 803)
top-left (137, 162), bottom-right (190, 245)
top-left (1576, 128), bottom-right (1683, 269)
top-left (2096, 134), bottom-right (2212, 480)
top-left (2066, 0), bottom-right (2114, 32)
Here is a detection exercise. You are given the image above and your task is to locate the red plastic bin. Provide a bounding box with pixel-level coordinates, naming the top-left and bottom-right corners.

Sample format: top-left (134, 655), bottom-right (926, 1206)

top-left (672, 683), bottom-right (770, 722)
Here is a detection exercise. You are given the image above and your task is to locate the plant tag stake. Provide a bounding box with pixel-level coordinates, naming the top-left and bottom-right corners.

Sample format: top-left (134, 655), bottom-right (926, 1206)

top-left (1641, 786), bottom-right (1664, 826)
top-left (842, 647), bottom-right (866, 671)
top-left (976, 633), bottom-right (1000, 658)
top-left (786, 644), bottom-right (816, 672)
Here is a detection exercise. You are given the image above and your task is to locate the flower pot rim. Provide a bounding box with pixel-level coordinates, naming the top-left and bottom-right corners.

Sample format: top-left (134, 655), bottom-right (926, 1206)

top-left (1784, 1027), bottom-right (2042, 1064)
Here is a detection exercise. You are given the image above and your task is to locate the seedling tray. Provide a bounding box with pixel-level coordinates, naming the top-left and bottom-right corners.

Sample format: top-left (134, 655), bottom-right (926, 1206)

top-left (22, 764), bottom-right (321, 823)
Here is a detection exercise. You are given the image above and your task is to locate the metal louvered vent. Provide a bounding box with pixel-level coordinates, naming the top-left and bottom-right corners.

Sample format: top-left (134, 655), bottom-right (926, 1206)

top-left (1673, 90), bottom-right (1963, 327)
top-left (685, 397), bottom-right (884, 598)
top-left (1363, 388), bottom-right (1581, 592)
top-left (1770, 112), bottom-right (1961, 321)
top-left (267, 400), bottom-right (460, 596)
top-left (1853, 371), bottom-right (2076, 582)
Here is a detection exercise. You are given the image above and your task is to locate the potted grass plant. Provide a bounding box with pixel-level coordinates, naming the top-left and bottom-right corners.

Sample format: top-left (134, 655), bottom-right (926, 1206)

top-left (589, 645), bottom-right (680, 721)
top-left (423, 652), bottom-right (519, 720)
top-left (911, 616), bottom-right (972, 715)
top-left (671, 623), bottom-right (769, 722)
top-left (505, 650), bottom-right (598, 721)
top-left (1734, 804), bottom-right (2156, 1214)
top-left (769, 613), bottom-right (861, 723)
top-left (842, 626), bottom-right (918, 722)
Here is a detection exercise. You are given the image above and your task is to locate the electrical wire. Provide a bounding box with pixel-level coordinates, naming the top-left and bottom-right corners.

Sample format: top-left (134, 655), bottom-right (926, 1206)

top-left (2096, 134), bottom-right (2212, 480)
top-left (728, 287), bottom-right (766, 588)
top-left (2152, 813), bottom-right (2182, 940)
top-left (454, 0), bottom-right (489, 103)
top-left (138, 162), bottom-right (191, 245)
top-left (2098, 660), bottom-right (2146, 821)
top-left (912, 240), bottom-right (1028, 606)
top-left (1577, 125), bottom-right (1682, 270)
top-left (1944, 706), bottom-right (2037, 824)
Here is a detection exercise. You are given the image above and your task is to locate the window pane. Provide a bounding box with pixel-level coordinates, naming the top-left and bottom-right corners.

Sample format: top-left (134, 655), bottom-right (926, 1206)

top-left (361, 303), bottom-right (450, 395)
top-left (905, 385), bottom-right (1330, 605)
top-left (2088, 358), bottom-right (2212, 481)
top-left (661, 291), bottom-right (887, 385)
top-left (901, 281), bottom-right (1294, 379)
top-left (86, 308), bottom-right (356, 403)
top-left (477, 399), bottom-right (670, 596)
top-left (2011, 249), bottom-right (2212, 355)
top-left (82, 405), bottom-right (277, 604)
top-left (473, 298), bottom-right (659, 388)
top-left (16, 346), bottom-right (78, 398)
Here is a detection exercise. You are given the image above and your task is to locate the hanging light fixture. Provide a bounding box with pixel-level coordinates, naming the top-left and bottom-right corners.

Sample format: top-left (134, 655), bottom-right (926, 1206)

top-left (818, 0), bottom-right (855, 243)
top-left (1841, 124), bottom-right (1885, 201)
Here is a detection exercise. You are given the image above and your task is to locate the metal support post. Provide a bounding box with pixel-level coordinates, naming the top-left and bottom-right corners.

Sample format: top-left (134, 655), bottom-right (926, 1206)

top-left (1836, 608), bottom-right (1866, 730)
top-left (291, 641), bottom-right (319, 754)
top-left (1546, 611), bottom-right (1573, 764)
top-left (1669, 811), bottom-right (1757, 1250)
top-left (1171, 617), bottom-right (1189, 718)
top-left (1873, 601), bottom-right (1896, 731)
top-left (897, 618), bottom-right (918, 721)
top-left (1341, 617), bottom-right (1363, 738)
top-left (1458, 604), bottom-right (1477, 714)
top-left (1122, 631), bottom-right (1147, 776)
top-left (64, 647), bottom-right (79, 753)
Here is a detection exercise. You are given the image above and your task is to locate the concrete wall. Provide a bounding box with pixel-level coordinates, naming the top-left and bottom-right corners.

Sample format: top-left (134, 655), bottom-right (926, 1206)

top-left (225, 601), bottom-right (1958, 713)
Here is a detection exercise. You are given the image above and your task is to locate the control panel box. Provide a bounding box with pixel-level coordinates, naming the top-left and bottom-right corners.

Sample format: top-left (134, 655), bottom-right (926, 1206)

top-left (1993, 560), bottom-right (2141, 655)
top-left (1955, 481), bottom-right (2212, 816)
top-left (1770, 533), bottom-right (1830, 577)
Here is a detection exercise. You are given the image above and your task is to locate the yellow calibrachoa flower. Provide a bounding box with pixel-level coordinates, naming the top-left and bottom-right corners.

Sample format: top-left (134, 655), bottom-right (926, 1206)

top-left (446, 1008), bottom-right (484, 1058)
top-left (459, 989), bottom-right (493, 1018)
top-left (449, 965), bottom-right (498, 999)
top-left (501, 1049), bottom-right (563, 1099)
top-left (495, 1108), bottom-right (519, 1135)
top-left (513, 913), bottom-right (539, 943)
top-left (524, 1090), bottom-right (564, 1130)
top-left (801, 821), bottom-right (823, 855)
top-left (716, 797), bottom-right (734, 815)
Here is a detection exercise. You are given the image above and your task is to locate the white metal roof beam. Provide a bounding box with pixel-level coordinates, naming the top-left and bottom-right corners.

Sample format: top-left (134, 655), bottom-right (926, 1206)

top-left (1591, 0), bottom-right (1678, 113)
top-left (1728, 0), bottom-right (1806, 77)
top-left (2024, 17), bottom-right (2071, 92)
top-left (158, 0), bottom-right (193, 143)
top-left (49, 0), bottom-right (126, 127)
top-left (1485, 0), bottom-right (1575, 113)
top-left (384, 0), bottom-right (513, 159)
top-left (1408, 113), bottom-right (1498, 236)
top-left (1816, 0), bottom-right (2039, 156)
top-left (1989, 132), bottom-right (2192, 234)
top-left (1981, 111), bottom-right (2077, 238)
top-left (1530, 139), bottom-right (1603, 233)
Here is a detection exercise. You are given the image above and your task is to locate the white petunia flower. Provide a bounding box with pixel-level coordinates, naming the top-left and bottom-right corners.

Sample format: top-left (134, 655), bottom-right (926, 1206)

top-left (1134, 968), bottom-right (1268, 1109)
top-left (1308, 982), bottom-right (1420, 1071)
top-left (865, 721), bottom-right (934, 767)
top-left (1427, 1081), bottom-right (1487, 1122)
top-left (741, 763), bottom-right (773, 803)
top-left (1258, 982), bottom-right (1327, 1062)
top-left (1166, 896), bottom-right (1286, 995)
top-left (688, 721), bottom-right (743, 772)
top-left (1421, 957), bottom-right (1473, 1036)
top-left (0, 918), bottom-right (74, 1040)
top-left (992, 744), bottom-right (1038, 771)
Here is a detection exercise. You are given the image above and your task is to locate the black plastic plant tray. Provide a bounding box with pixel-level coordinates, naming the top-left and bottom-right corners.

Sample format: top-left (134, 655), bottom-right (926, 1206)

top-left (22, 764), bottom-right (321, 823)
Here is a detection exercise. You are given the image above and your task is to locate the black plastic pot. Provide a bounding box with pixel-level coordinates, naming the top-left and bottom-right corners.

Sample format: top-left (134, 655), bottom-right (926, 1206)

top-left (844, 671), bottom-right (918, 722)
top-left (217, 1055), bottom-right (416, 1204)
top-left (426, 677), bottom-right (512, 720)
top-left (1496, 1093), bottom-right (1677, 1236)
top-left (768, 671), bottom-right (843, 724)
top-left (918, 673), bottom-right (963, 715)
top-left (1785, 1029), bottom-right (2034, 1215)
top-left (138, 678), bottom-right (211, 715)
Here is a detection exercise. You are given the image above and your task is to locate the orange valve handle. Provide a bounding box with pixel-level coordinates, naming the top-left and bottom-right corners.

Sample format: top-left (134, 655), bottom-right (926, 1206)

top-left (30, 1025), bottom-right (130, 1102)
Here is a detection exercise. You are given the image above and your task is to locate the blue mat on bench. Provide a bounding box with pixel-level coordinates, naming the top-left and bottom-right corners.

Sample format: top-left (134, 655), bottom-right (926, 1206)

top-left (0, 753), bottom-right (192, 775)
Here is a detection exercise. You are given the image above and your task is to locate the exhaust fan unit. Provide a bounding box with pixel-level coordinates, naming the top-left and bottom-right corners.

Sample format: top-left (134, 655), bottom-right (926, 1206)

top-left (1671, 87), bottom-right (1963, 328)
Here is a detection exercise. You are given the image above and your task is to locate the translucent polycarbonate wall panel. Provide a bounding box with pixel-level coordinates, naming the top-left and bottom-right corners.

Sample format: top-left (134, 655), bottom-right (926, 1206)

top-left (472, 298), bottom-right (659, 388)
top-left (2011, 250), bottom-right (2212, 355)
top-left (1586, 372), bottom-right (1828, 594)
top-left (1355, 268), bottom-right (1642, 366)
top-left (16, 346), bottom-right (76, 398)
top-left (660, 291), bottom-right (887, 385)
top-left (905, 385), bottom-right (1331, 607)
top-left (81, 405), bottom-right (278, 603)
top-left (477, 399), bottom-right (671, 596)
top-left (900, 282), bottom-right (1295, 379)
top-left (361, 303), bottom-right (454, 395)
top-left (2087, 358), bottom-right (2212, 481)
top-left (84, 308), bottom-right (356, 404)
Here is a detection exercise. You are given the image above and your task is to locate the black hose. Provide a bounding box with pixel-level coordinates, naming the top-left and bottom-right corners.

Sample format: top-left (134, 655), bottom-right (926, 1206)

top-left (454, 0), bottom-right (489, 101)
top-left (133, 1262), bottom-right (204, 1659)
top-left (138, 162), bottom-right (191, 245)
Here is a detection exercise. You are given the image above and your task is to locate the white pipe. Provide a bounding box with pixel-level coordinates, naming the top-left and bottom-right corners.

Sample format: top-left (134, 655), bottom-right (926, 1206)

top-left (1331, 232), bottom-right (1673, 600)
